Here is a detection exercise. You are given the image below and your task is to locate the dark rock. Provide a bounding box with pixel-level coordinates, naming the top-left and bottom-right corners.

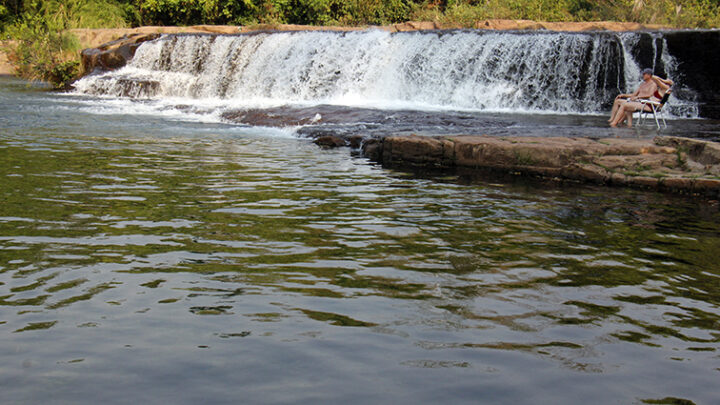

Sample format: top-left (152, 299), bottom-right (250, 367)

top-left (661, 177), bottom-right (691, 192)
top-left (664, 30), bottom-right (720, 119)
top-left (627, 176), bottom-right (659, 189)
top-left (348, 135), bottom-right (364, 149)
top-left (693, 179), bottom-right (720, 196)
top-left (561, 163), bottom-right (609, 184)
top-left (114, 78), bottom-right (160, 98)
top-left (361, 138), bottom-right (383, 161)
top-left (314, 136), bottom-right (346, 148)
top-left (383, 135), bottom-right (447, 167)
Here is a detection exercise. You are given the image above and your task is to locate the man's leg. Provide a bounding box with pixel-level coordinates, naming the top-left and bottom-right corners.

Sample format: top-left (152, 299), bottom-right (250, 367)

top-left (625, 110), bottom-right (633, 127)
top-left (610, 98), bottom-right (625, 122)
top-left (622, 102), bottom-right (643, 127)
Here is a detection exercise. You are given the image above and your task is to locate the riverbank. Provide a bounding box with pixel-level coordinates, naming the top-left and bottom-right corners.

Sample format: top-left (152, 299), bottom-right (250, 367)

top-left (0, 41), bottom-right (14, 75)
top-left (355, 134), bottom-right (720, 198)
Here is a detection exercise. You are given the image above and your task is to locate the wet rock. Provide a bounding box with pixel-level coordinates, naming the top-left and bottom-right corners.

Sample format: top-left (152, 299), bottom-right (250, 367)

top-left (628, 176), bottom-right (660, 189)
top-left (115, 78), bottom-right (160, 98)
top-left (314, 136), bottom-right (346, 148)
top-left (222, 109), bottom-right (320, 127)
top-left (348, 135), bottom-right (364, 149)
top-left (661, 177), bottom-right (692, 192)
top-left (562, 163), bottom-right (610, 184)
top-left (379, 134), bottom-right (720, 198)
top-left (361, 138), bottom-right (383, 162)
top-left (383, 135), bottom-right (448, 167)
top-left (693, 179), bottom-right (720, 194)
top-left (609, 172), bottom-right (627, 186)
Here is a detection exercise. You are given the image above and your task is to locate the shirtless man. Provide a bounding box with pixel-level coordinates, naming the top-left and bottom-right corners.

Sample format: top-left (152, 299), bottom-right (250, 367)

top-left (609, 68), bottom-right (658, 127)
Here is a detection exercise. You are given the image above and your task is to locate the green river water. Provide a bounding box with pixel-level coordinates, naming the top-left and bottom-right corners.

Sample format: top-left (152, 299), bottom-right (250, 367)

top-left (1, 77), bottom-right (719, 404)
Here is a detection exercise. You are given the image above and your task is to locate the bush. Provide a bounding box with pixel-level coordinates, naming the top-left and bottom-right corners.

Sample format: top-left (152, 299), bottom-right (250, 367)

top-left (3, 0), bottom-right (128, 87)
top-left (4, 12), bottom-right (80, 86)
top-left (137, 0), bottom-right (258, 25)
top-left (135, 0), bottom-right (412, 26)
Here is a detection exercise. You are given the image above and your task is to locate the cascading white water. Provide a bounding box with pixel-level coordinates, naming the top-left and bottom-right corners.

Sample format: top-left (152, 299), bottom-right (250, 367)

top-left (73, 29), bottom-right (693, 116)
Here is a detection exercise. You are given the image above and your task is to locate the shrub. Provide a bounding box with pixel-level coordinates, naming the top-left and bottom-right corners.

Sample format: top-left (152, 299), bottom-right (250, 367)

top-left (4, 12), bottom-right (80, 86)
top-left (137, 0), bottom-right (258, 25)
top-left (3, 0), bottom-right (128, 87)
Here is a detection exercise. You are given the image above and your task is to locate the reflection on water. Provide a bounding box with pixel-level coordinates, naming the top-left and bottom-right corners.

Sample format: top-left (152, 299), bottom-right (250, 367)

top-left (1, 77), bottom-right (720, 404)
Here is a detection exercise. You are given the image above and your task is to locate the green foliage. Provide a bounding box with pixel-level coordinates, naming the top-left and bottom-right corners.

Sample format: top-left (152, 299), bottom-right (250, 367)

top-left (2, 0), bottom-right (128, 29)
top-left (0, 5), bottom-right (9, 26)
top-left (37, 0), bottom-right (127, 28)
top-left (4, 0), bottom-right (715, 28)
top-left (48, 59), bottom-right (80, 87)
top-left (134, 0), bottom-right (412, 26)
top-left (3, 0), bottom-right (127, 86)
top-left (137, 0), bottom-right (258, 25)
top-left (3, 11), bottom-right (80, 86)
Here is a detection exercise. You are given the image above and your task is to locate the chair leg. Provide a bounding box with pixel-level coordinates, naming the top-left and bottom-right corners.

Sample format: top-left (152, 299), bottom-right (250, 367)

top-left (659, 110), bottom-right (667, 129)
top-left (652, 106), bottom-right (661, 129)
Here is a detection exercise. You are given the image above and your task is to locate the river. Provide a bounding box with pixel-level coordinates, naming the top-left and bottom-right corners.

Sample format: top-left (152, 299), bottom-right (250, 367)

top-left (1, 73), bottom-right (720, 405)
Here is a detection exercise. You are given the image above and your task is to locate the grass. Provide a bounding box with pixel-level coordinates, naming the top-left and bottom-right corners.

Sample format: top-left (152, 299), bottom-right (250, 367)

top-left (514, 151), bottom-right (536, 166)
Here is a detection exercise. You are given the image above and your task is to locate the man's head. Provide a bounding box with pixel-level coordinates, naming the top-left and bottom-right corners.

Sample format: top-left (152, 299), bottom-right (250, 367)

top-left (641, 68), bottom-right (653, 81)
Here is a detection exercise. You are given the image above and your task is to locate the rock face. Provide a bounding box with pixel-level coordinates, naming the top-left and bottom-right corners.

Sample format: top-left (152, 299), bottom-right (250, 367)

top-left (376, 135), bottom-right (720, 197)
top-left (80, 33), bottom-right (160, 74)
top-left (74, 25), bottom-right (243, 74)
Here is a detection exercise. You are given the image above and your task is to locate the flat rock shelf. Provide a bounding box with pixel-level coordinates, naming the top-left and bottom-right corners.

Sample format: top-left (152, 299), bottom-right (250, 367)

top-left (369, 135), bottom-right (720, 198)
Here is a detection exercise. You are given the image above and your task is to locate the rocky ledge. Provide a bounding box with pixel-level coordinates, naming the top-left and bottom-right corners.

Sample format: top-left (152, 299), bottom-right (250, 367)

top-left (353, 135), bottom-right (720, 198)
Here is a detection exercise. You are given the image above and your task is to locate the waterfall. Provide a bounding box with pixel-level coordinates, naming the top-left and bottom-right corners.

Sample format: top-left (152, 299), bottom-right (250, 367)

top-left (73, 29), bottom-right (696, 116)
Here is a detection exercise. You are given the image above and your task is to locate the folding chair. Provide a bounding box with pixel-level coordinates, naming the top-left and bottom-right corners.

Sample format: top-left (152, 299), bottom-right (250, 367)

top-left (636, 90), bottom-right (671, 129)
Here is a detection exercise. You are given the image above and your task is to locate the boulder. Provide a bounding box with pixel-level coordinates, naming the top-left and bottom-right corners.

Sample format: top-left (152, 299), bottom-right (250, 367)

top-left (314, 136), bottom-right (346, 148)
top-left (383, 135), bottom-right (447, 167)
top-left (348, 135), bottom-right (364, 149)
top-left (361, 138), bottom-right (383, 161)
top-left (81, 33), bottom-right (160, 74)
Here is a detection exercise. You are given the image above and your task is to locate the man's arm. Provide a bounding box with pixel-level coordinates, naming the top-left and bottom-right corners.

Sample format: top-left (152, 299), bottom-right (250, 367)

top-left (616, 88), bottom-right (639, 99)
